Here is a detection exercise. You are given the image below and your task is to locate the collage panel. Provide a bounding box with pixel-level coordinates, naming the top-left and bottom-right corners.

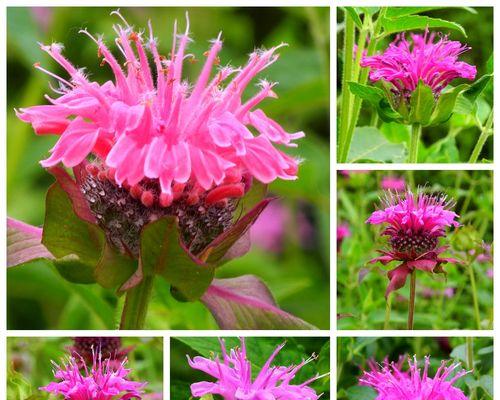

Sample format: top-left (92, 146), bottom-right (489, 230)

top-left (6, 6), bottom-right (330, 331)
top-left (336, 7), bottom-right (493, 164)
top-left (337, 170), bottom-right (493, 330)
top-left (170, 336), bottom-right (331, 399)
top-left (337, 336), bottom-right (493, 399)
top-left (7, 336), bottom-right (163, 399)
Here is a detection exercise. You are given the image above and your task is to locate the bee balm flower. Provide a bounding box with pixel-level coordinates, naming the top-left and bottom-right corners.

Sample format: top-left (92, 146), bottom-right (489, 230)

top-left (17, 11), bottom-right (303, 256)
top-left (40, 350), bottom-right (147, 399)
top-left (360, 355), bottom-right (470, 400)
top-left (187, 338), bottom-right (324, 400)
top-left (366, 188), bottom-right (459, 297)
top-left (361, 30), bottom-right (476, 98)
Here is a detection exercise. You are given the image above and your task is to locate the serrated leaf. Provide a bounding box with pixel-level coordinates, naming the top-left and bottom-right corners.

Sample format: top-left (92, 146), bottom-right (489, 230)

top-left (409, 81), bottom-right (435, 125)
top-left (201, 275), bottom-right (316, 329)
top-left (345, 7), bottom-right (363, 28)
top-left (348, 126), bottom-right (407, 163)
top-left (140, 216), bottom-right (214, 301)
top-left (7, 217), bottom-right (54, 267)
top-left (382, 15), bottom-right (466, 37)
top-left (429, 84), bottom-right (469, 125)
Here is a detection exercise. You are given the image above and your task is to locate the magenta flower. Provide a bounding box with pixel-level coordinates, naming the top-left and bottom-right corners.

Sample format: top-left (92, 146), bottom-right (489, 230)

top-left (381, 176), bottom-right (405, 191)
top-left (337, 223), bottom-right (350, 251)
top-left (361, 30), bottom-right (476, 97)
top-left (187, 338), bottom-right (324, 400)
top-left (40, 351), bottom-right (146, 400)
top-left (17, 10), bottom-right (302, 208)
top-left (366, 188), bottom-right (459, 297)
top-left (360, 355), bottom-right (470, 400)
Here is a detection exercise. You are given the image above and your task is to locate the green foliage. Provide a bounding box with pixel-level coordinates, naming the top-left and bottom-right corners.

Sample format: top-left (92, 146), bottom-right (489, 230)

top-left (337, 337), bottom-right (493, 400)
top-left (337, 170), bottom-right (493, 330)
top-left (347, 127), bottom-right (407, 163)
top-left (172, 337), bottom-right (330, 399)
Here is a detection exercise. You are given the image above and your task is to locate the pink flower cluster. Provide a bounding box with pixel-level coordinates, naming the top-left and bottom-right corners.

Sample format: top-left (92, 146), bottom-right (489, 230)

top-left (40, 351), bottom-right (146, 400)
top-left (366, 189), bottom-right (460, 296)
top-left (17, 11), bottom-right (303, 208)
top-left (188, 338), bottom-right (323, 400)
top-left (361, 30), bottom-right (476, 96)
top-left (360, 355), bottom-right (470, 400)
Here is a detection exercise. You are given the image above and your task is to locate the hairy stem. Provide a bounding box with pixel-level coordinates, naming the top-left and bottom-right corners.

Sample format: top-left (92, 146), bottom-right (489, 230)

top-left (468, 110), bottom-right (493, 163)
top-left (120, 275), bottom-right (154, 330)
top-left (409, 123), bottom-right (421, 163)
top-left (407, 269), bottom-right (416, 330)
top-left (338, 11), bottom-right (356, 162)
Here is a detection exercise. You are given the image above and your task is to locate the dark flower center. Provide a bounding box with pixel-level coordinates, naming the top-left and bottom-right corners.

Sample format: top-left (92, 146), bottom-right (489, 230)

top-left (390, 233), bottom-right (438, 259)
top-left (72, 337), bottom-right (122, 363)
top-left (80, 173), bottom-right (236, 257)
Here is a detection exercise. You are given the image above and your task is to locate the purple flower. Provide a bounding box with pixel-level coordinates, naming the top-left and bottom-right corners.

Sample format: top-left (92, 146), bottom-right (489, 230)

top-left (360, 355), bottom-right (470, 400)
top-left (366, 188), bottom-right (460, 297)
top-left (40, 350), bottom-right (146, 399)
top-left (361, 30), bottom-right (476, 98)
top-left (187, 338), bottom-right (324, 399)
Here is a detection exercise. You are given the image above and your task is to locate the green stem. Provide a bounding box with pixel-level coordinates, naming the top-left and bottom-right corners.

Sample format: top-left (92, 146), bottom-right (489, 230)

top-left (409, 123), bottom-right (421, 163)
top-left (384, 293), bottom-right (392, 330)
top-left (468, 111), bottom-right (493, 163)
top-left (407, 270), bottom-right (416, 330)
top-left (467, 337), bottom-right (477, 400)
top-left (468, 261), bottom-right (481, 330)
top-left (341, 7), bottom-right (387, 163)
top-left (120, 276), bottom-right (154, 330)
top-left (338, 11), bottom-right (356, 162)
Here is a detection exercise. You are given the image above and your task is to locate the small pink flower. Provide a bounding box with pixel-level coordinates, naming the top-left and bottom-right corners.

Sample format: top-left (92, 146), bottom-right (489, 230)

top-left (17, 10), bottom-right (303, 206)
top-left (366, 188), bottom-right (459, 297)
top-left (250, 200), bottom-right (290, 253)
top-left (361, 30), bottom-right (476, 97)
top-left (381, 176), bottom-right (405, 191)
top-left (360, 355), bottom-right (470, 400)
top-left (337, 223), bottom-right (350, 251)
top-left (40, 350), bottom-right (147, 399)
top-left (187, 338), bottom-right (324, 400)
top-left (487, 268), bottom-right (493, 279)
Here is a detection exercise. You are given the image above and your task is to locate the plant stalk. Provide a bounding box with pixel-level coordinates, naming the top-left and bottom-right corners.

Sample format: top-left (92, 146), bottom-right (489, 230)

top-left (468, 262), bottom-right (481, 330)
top-left (409, 123), bottom-right (421, 163)
top-left (384, 292), bottom-right (392, 330)
top-left (120, 275), bottom-right (155, 330)
top-left (468, 110), bottom-right (493, 163)
top-left (467, 337), bottom-right (477, 400)
top-left (407, 269), bottom-right (416, 330)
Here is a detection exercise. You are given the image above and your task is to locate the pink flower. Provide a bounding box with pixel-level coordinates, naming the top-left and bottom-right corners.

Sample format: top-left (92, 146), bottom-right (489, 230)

top-left (361, 30), bottom-right (476, 97)
top-left (17, 10), bottom-right (303, 207)
top-left (250, 200), bottom-right (290, 253)
top-left (187, 338), bottom-right (324, 400)
top-left (366, 188), bottom-right (459, 297)
top-left (40, 350), bottom-right (147, 400)
top-left (337, 223), bottom-right (350, 251)
top-left (381, 176), bottom-right (405, 191)
top-left (360, 355), bottom-right (470, 400)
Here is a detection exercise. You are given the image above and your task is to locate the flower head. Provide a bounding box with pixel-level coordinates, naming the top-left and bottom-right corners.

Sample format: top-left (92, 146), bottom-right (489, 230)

top-left (366, 188), bottom-right (459, 296)
top-left (40, 350), bottom-right (147, 400)
top-left (16, 11), bottom-right (303, 256)
top-left (361, 30), bottom-right (476, 98)
top-left (187, 338), bottom-right (324, 400)
top-left (360, 355), bottom-right (470, 400)
top-left (70, 337), bottom-right (131, 367)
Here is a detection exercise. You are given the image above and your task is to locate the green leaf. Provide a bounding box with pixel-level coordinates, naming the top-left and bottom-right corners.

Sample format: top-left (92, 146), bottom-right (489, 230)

top-left (348, 82), bottom-right (402, 122)
top-left (380, 122), bottom-right (410, 143)
top-left (140, 216), bottom-right (214, 301)
top-left (53, 254), bottom-right (96, 284)
top-left (429, 84), bottom-right (469, 125)
top-left (347, 127), bottom-right (407, 163)
top-left (346, 385), bottom-right (377, 400)
top-left (478, 375), bottom-right (493, 398)
top-left (42, 183), bottom-right (104, 283)
top-left (94, 242), bottom-right (137, 291)
top-left (462, 74), bottom-right (493, 104)
top-left (423, 135), bottom-right (460, 163)
top-left (201, 275), bottom-right (316, 329)
top-left (345, 7), bottom-right (363, 28)
top-left (409, 81), bottom-right (435, 125)
top-left (385, 7), bottom-right (445, 18)
top-left (381, 15), bottom-right (466, 37)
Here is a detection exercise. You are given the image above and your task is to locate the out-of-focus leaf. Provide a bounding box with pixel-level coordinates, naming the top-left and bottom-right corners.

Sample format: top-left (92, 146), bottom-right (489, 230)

top-left (201, 275), bottom-right (316, 329)
top-left (346, 386), bottom-right (377, 400)
top-left (348, 127), bottom-right (407, 163)
top-left (7, 217), bottom-right (54, 267)
top-left (141, 216), bottom-right (214, 301)
top-left (478, 375), bottom-right (493, 398)
top-left (381, 15), bottom-right (466, 37)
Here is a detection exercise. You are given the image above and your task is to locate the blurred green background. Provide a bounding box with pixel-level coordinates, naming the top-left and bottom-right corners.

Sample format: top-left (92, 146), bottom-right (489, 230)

top-left (337, 170), bottom-right (493, 329)
top-left (337, 336), bottom-right (493, 400)
top-left (7, 7), bottom-right (330, 329)
top-left (7, 337), bottom-right (163, 400)
top-left (171, 336), bottom-right (330, 399)
top-left (336, 7), bottom-right (493, 162)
